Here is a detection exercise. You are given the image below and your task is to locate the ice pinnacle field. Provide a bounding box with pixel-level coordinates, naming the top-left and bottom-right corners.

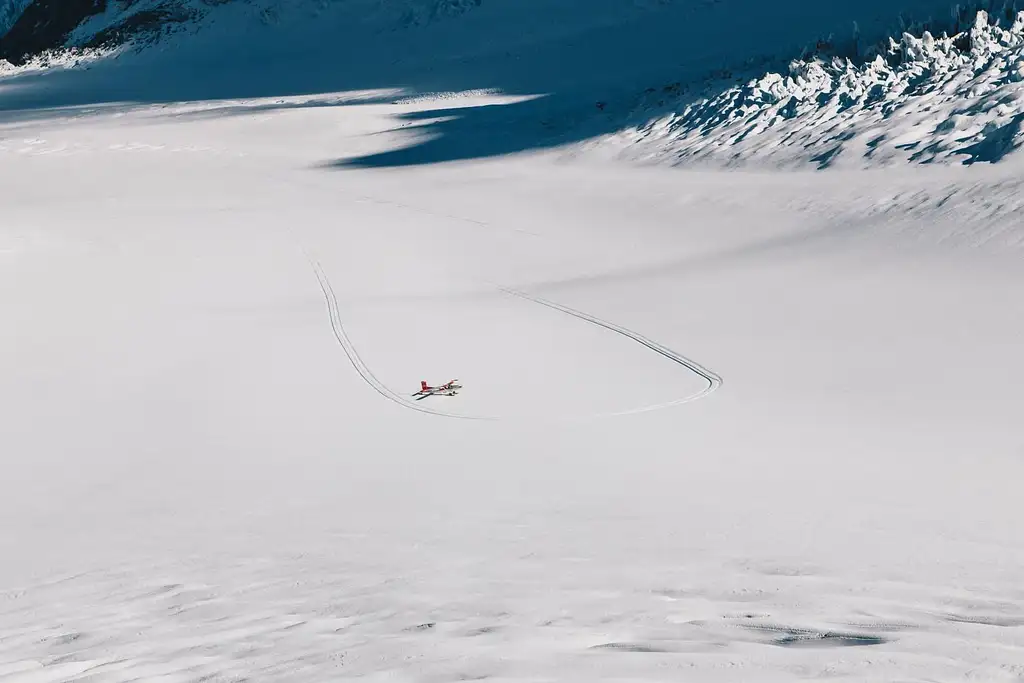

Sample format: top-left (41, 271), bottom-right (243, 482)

top-left (2, 1), bottom-right (1023, 681)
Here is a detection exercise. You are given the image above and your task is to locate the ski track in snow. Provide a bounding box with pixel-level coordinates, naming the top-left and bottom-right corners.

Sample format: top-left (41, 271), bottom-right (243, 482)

top-left (311, 259), bottom-right (486, 421)
top-left (311, 261), bottom-right (721, 422)
top-left (496, 286), bottom-right (723, 417)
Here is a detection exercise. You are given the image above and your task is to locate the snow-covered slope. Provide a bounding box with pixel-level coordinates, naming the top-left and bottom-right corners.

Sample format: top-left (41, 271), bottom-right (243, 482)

top-left (4, 86), bottom-right (1024, 680)
top-left (66, 0), bottom-right (490, 49)
top-left (9, 0), bottom-right (1017, 169)
top-left (3, 0), bottom-right (975, 58)
top-left (0, 0), bottom-right (489, 65)
top-left (2, 1), bottom-right (1024, 682)
top-left (599, 8), bottom-right (1024, 168)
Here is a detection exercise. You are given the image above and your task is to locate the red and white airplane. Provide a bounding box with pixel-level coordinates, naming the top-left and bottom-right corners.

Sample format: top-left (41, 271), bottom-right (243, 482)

top-left (412, 379), bottom-right (461, 400)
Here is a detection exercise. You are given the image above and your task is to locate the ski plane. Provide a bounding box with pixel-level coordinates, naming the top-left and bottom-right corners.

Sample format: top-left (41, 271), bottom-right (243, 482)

top-left (412, 379), bottom-right (462, 400)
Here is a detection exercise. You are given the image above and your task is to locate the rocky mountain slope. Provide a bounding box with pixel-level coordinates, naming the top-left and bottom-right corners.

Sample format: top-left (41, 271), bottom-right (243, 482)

top-left (0, 0), bottom-right (485, 65)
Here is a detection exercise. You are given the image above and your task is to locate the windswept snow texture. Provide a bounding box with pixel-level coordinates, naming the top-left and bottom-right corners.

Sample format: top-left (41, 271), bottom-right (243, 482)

top-left (3, 1), bottom-right (1024, 682)
top-left (610, 9), bottom-right (1024, 168)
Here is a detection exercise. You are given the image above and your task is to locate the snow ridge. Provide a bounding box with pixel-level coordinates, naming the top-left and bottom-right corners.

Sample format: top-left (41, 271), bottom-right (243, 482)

top-left (614, 9), bottom-right (1024, 168)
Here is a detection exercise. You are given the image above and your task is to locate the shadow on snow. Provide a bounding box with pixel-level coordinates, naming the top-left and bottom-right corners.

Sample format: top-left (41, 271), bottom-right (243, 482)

top-left (0, 0), bottom-right (969, 167)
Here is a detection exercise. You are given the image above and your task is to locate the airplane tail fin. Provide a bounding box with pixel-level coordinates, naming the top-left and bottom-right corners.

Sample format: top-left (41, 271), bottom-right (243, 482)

top-left (421, 381), bottom-right (429, 391)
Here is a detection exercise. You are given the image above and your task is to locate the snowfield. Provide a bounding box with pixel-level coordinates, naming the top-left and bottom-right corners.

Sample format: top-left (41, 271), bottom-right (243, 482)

top-left (2, 1), bottom-right (1024, 681)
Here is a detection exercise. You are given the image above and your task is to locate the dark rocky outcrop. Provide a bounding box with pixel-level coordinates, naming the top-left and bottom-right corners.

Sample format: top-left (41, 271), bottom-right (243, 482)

top-left (0, 0), bottom-right (106, 65)
top-left (84, 6), bottom-right (195, 50)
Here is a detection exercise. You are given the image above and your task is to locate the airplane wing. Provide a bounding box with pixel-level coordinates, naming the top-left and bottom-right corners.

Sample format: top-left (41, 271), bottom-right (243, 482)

top-left (414, 389), bottom-right (442, 401)
top-left (412, 380), bottom-right (460, 399)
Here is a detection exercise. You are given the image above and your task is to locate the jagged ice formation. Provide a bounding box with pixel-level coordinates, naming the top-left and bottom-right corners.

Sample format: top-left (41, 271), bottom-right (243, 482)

top-left (611, 10), bottom-right (1024, 168)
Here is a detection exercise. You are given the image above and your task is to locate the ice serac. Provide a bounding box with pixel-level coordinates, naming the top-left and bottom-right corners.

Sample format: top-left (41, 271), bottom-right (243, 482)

top-left (613, 8), bottom-right (1024, 168)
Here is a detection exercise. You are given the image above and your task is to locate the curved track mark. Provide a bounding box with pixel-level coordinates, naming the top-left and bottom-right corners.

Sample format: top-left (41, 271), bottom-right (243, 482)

top-left (498, 287), bottom-right (722, 417)
top-left (312, 261), bottom-right (721, 420)
top-left (311, 260), bottom-right (493, 421)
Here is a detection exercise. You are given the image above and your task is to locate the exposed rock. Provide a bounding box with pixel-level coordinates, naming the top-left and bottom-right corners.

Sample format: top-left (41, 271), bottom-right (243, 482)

top-left (0, 0), bottom-right (105, 65)
top-left (84, 5), bottom-right (197, 50)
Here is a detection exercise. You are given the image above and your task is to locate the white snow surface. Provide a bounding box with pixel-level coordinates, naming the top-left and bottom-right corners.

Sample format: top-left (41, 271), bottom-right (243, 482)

top-left (3, 2), bottom-right (1024, 682)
